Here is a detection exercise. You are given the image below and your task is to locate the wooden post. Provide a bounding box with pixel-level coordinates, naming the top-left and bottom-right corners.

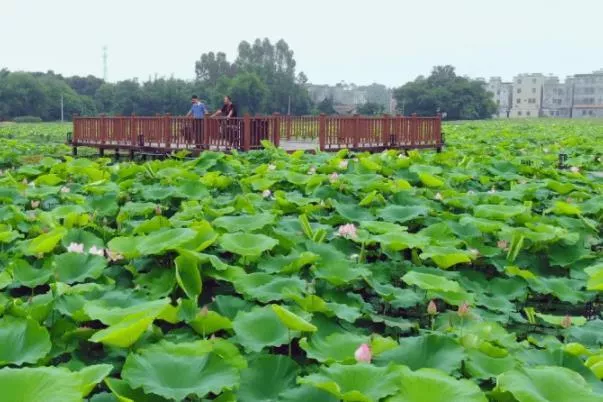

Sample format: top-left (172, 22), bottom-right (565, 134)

top-left (411, 113), bottom-right (418, 147)
top-left (353, 114), bottom-right (360, 149)
top-left (273, 113), bottom-right (280, 148)
top-left (131, 113), bottom-right (137, 149)
top-left (164, 113), bottom-right (171, 151)
top-left (100, 113), bottom-right (107, 145)
top-left (318, 114), bottom-right (326, 151)
top-left (243, 113), bottom-right (251, 151)
top-left (201, 117), bottom-right (208, 150)
top-left (286, 115), bottom-right (292, 140)
top-left (382, 113), bottom-right (390, 148)
top-left (436, 113), bottom-right (443, 152)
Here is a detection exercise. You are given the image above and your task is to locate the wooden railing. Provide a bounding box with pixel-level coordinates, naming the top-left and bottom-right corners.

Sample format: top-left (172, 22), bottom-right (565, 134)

top-left (72, 113), bottom-right (442, 154)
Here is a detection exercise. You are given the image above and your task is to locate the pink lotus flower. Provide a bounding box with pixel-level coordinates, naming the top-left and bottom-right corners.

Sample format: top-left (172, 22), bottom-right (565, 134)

top-left (89, 245), bottom-right (105, 257)
top-left (338, 223), bottom-right (357, 239)
top-left (155, 205), bottom-right (162, 215)
top-left (268, 164), bottom-right (276, 171)
top-left (569, 166), bottom-right (579, 173)
top-left (30, 200), bottom-right (40, 209)
top-left (457, 302), bottom-right (470, 318)
top-left (67, 242), bottom-right (85, 254)
top-left (329, 172), bottom-right (339, 183)
top-left (60, 186), bottom-right (70, 194)
top-left (262, 189), bottom-right (272, 198)
top-left (339, 160), bottom-right (349, 170)
top-left (427, 300), bottom-right (438, 316)
top-left (106, 249), bottom-right (124, 262)
top-left (497, 240), bottom-right (509, 250)
top-left (354, 343), bottom-right (372, 363)
top-left (561, 315), bottom-right (572, 329)
top-left (434, 192), bottom-right (443, 201)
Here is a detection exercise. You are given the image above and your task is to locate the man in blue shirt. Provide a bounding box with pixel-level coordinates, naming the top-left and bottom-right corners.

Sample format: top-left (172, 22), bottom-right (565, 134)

top-left (186, 95), bottom-right (208, 145)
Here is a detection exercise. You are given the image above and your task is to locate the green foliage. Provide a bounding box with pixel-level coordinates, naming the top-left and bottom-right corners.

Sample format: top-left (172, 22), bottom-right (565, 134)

top-left (394, 65), bottom-right (497, 119)
top-left (0, 119), bottom-right (600, 400)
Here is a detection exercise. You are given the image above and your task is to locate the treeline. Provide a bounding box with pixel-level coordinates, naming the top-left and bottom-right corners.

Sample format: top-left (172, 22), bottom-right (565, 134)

top-left (0, 38), bottom-right (314, 121)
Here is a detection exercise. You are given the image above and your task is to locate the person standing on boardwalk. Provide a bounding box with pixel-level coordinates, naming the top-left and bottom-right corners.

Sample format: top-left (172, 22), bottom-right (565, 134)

top-left (211, 96), bottom-right (239, 148)
top-left (186, 95), bottom-right (208, 144)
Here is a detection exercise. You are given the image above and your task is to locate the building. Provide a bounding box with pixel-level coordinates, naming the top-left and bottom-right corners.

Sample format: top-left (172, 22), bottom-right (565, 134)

top-left (485, 77), bottom-right (513, 118)
top-left (542, 76), bottom-right (574, 118)
top-left (510, 74), bottom-right (545, 118)
top-left (572, 70), bottom-right (603, 118)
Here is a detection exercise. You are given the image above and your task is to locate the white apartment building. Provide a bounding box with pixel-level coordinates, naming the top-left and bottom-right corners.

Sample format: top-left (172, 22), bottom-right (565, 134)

top-left (485, 77), bottom-right (513, 118)
top-left (510, 74), bottom-right (545, 118)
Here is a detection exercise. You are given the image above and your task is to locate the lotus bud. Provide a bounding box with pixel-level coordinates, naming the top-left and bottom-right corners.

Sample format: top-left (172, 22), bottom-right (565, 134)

top-left (60, 186), bottom-right (70, 194)
top-left (200, 306), bottom-right (209, 317)
top-left (31, 200), bottom-right (40, 209)
top-left (427, 300), bottom-right (438, 316)
top-left (467, 190), bottom-right (475, 195)
top-left (329, 172), bottom-right (339, 183)
top-left (458, 301), bottom-right (470, 318)
top-left (308, 166), bottom-right (317, 175)
top-left (22, 178), bottom-right (28, 185)
top-left (497, 240), bottom-right (509, 250)
top-left (354, 343), bottom-right (372, 363)
top-left (106, 249), bottom-right (124, 262)
top-left (339, 160), bottom-right (349, 170)
top-left (569, 166), bottom-right (579, 173)
top-left (262, 189), bottom-right (272, 199)
top-left (488, 187), bottom-right (496, 194)
top-left (469, 248), bottom-right (480, 258)
top-left (268, 163), bottom-right (276, 171)
top-left (561, 315), bottom-right (572, 329)
top-left (155, 205), bottom-right (162, 215)
top-left (434, 192), bottom-right (443, 201)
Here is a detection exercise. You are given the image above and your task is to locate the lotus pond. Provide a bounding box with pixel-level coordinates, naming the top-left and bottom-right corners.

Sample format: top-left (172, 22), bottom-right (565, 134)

top-left (0, 120), bottom-right (602, 401)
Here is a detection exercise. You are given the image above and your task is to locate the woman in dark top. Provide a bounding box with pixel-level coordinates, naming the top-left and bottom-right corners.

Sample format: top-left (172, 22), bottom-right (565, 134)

top-left (212, 96), bottom-right (237, 118)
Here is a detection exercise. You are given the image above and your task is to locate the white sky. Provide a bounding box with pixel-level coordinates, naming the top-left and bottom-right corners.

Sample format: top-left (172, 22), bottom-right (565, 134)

top-left (1, 0), bottom-right (602, 87)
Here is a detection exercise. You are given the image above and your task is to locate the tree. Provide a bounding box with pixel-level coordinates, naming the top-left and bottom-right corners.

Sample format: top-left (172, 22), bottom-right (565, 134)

top-left (195, 52), bottom-right (234, 86)
top-left (226, 72), bottom-right (268, 115)
top-left (393, 65), bottom-right (496, 120)
top-left (317, 97), bottom-right (336, 115)
top-left (357, 102), bottom-right (385, 116)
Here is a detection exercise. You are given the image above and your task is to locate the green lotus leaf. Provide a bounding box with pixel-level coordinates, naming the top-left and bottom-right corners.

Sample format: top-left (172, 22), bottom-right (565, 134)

top-left (418, 172), bottom-right (444, 187)
top-left (122, 340), bottom-right (241, 401)
top-left (10, 259), bottom-right (52, 288)
top-left (271, 304), bottom-right (317, 332)
top-left (402, 271), bottom-right (463, 293)
top-left (459, 216), bottom-right (506, 233)
top-left (237, 354), bottom-right (299, 402)
top-left (374, 231), bottom-right (429, 251)
top-left (234, 273), bottom-right (306, 302)
top-left (105, 377), bottom-right (170, 402)
top-left (74, 364), bottom-right (113, 396)
top-left (184, 220), bottom-right (219, 251)
top-left (106, 236), bottom-right (141, 259)
top-left (61, 229), bottom-right (104, 249)
top-left (89, 310), bottom-right (158, 348)
top-left (0, 367), bottom-right (81, 402)
top-left (375, 334), bottom-right (465, 374)
top-left (84, 298), bottom-right (170, 325)
top-left (378, 205), bottom-right (430, 223)
top-left (0, 316), bottom-right (51, 366)
top-left (213, 213), bottom-right (275, 232)
top-left (465, 349), bottom-right (519, 380)
top-left (386, 367), bottom-right (487, 402)
top-left (332, 201), bottom-right (375, 222)
top-left (175, 254), bottom-right (202, 300)
top-left (53, 253), bottom-right (107, 283)
top-left (232, 306), bottom-right (292, 352)
top-left (136, 228), bottom-right (198, 255)
top-left (300, 331), bottom-right (369, 364)
top-left (419, 246), bottom-right (475, 269)
top-left (550, 200), bottom-right (582, 216)
top-left (495, 366), bottom-right (603, 402)
top-left (51, 204), bottom-right (87, 219)
top-left (535, 313), bottom-right (587, 327)
top-left (220, 233), bottom-right (278, 257)
top-left (360, 221), bottom-right (407, 234)
top-left (585, 262), bottom-right (603, 291)
top-left (189, 310), bottom-right (232, 336)
top-left (473, 204), bottom-right (528, 220)
top-left (134, 268), bottom-right (176, 298)
top-left (0, 225), bottom-right (21, 243)
top-left (21, 227), bottom-right (67, 256)
top-left (258, 251), bottom-right (320, 274)
top-left (280, 385), bottom-right (339, 402)
top-left (299, 363), bottom-right (399, 402)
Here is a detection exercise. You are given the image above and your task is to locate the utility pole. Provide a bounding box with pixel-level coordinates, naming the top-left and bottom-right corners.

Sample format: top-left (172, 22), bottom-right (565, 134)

top-left (287, 96), bottom-right (291, 115)
top-left (102, 46), bottom-right (108, 81)
top-left (60, 94), bottom-right (64, 122)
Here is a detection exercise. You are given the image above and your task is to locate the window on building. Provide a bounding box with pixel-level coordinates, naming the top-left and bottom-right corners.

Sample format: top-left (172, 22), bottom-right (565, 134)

top-left (585, 88), bottom-right (595, 95)
top-left (550, 111), bottom-right (555, 116)
top-left (589, 110), bottom-right (594, 116)
top-left (582, 110), bottom-right (588, 116)
top-left (517, 99), bottom-right (521, 103)
top-left (517, 79), bottom-right (522, 84)
top-left (518, 111), bottom-right (522, 116)
top-left (517, 88), bottom-right (522, 94)
top-left (526, 111), bottom-right (531, 116)
top-left (497, 90), bottom-right (501, 95)
top-left (532, 78), bottom-right (537, 84)
top-left (532, 88), bottom-right (537, 93)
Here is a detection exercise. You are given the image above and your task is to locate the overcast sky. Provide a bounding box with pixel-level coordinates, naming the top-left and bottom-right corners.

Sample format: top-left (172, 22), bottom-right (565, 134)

top-left (2, 0), bottom-right (602, 87)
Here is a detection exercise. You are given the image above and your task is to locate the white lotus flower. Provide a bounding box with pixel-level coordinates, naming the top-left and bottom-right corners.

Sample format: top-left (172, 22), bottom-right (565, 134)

top-left (89, 245), bottom-right (105, 257)
top-left (569, 166), bottom-right (579, 173)
top-left (434, 192), bottom-right (443, 201)
top-left (106, 249), bottom-right (124, 262)
top-left (60, 186), bottom-right (70, 194)
top-left (30, 200), bottom-right (40, 209)
top-left (338, 223), bottom-right (357, 239)
top-left (308, 166), bottom-right (317, 175)
top-left (329, 172), bottom-right (339, 183)
top-left (67, 242), bottom-right (85, 254)
top-left (268, 164), bottom-right (276, 171)
top-left (339, 160), bottom-right (349, 170)
top-left (488, 187), bottom-right (496, 194)
top-left (262, 189), bottom-right (272, 198)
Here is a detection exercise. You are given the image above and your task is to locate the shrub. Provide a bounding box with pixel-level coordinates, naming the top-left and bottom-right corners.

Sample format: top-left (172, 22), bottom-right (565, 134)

top-left (13, 116), bottom-right (43, 123)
